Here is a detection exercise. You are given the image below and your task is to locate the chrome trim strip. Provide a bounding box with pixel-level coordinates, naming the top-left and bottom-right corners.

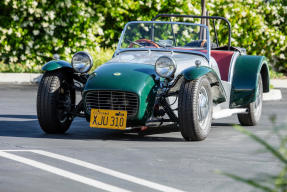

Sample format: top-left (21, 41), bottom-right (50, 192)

top-left (228, 52), bottom-right (239, 82)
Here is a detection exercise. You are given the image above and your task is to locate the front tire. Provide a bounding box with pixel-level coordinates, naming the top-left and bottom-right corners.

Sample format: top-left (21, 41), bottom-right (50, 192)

top-left (237, 75), bottom-right (263, 126)
top-left (178, 77), bottom-right (213, 141)
top-left (37, 70), bottom-right (75, 134)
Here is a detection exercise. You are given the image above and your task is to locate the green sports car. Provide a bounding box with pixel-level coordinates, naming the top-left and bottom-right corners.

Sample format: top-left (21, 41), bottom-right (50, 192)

top-left (37, 14), bottom-right (269, 141)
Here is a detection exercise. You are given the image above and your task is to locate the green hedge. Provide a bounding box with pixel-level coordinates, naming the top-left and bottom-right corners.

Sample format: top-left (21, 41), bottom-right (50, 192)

top-left (0, 0), bottom-right (103, 72)
top-left (0, 0), bottom-right (286, 73)
top-left (208, 0), bottom-right (287, 72)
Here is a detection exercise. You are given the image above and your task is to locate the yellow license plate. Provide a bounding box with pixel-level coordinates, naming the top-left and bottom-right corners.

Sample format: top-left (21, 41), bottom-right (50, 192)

top-left (90, 109), bottom-right (127, 130)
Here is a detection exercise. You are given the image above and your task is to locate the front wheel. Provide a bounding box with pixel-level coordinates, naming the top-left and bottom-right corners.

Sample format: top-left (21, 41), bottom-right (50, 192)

top-left (178, 77), bottom-right (213, 141)
top-left (237, 75), bottom-right (263, 126)
top-left (37, 70), bottom-right (75, 133)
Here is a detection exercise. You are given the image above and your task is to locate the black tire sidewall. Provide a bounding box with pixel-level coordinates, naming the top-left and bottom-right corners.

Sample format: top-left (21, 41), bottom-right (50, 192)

top-left (179, 77), bottom-right (212, 141)
top-left (37, 70), bottom-right (74, 133)
top-left (237, 75), bottom-right (263, 126)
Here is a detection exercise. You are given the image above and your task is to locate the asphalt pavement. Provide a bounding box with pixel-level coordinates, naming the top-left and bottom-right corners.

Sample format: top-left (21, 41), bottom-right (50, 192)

top-left (0, 84), bottom-right (286, 192)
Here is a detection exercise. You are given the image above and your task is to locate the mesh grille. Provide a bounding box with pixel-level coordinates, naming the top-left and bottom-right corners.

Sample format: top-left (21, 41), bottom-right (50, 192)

top-left (85, 90), bottom-right (139, 117)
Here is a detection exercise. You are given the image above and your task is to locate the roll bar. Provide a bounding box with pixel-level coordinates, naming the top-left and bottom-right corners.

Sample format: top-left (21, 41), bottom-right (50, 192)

top-left (152, 14), bottom-right (232, 50)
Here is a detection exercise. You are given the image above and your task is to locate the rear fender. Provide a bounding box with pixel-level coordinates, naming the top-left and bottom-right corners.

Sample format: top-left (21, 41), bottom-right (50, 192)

top-left (230, 55), bottom-right (269, 108)
top-left (181, 66), bottom-right (226, 104)
top-left (42, 60), bottom-right (73, 71)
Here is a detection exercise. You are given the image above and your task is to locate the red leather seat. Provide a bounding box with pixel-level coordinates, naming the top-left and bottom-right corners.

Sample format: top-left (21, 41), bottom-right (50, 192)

top-left (210, 51), bottom-right (234, 81)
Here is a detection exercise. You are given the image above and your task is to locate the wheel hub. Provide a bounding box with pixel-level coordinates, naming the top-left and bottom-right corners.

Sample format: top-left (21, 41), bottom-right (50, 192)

top-left (198, 86), bottom-right (209, 126)
top-left (57, 88), bottom-right (72, 123)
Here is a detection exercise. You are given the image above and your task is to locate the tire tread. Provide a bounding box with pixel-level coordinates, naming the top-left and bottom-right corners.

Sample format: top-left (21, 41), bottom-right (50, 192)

top-left (37, 70), bottom-right (73, 133)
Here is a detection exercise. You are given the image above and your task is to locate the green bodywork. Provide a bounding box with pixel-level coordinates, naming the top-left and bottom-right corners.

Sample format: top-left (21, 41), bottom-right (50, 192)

top-left (83, 63), bottom-right (158, 124)
top-left (182, 65), bottom-right (213, 80)
top-left (42, 60), bottom-right (73, 71)
top-left (230, 55), bottom-right (269, 108)
top-left (182, 65), bottom-right (226, 104)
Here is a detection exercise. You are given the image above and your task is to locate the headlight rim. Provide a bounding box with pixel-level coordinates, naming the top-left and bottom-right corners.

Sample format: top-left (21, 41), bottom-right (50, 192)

top-left (155, 55), bottom-right (177, 78)
top-left (71, 51), bottom-right (93, 73)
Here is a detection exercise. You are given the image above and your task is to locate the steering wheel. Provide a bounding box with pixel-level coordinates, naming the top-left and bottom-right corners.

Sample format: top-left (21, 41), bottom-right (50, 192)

top-left (128, 39), bottom-right (160, 48)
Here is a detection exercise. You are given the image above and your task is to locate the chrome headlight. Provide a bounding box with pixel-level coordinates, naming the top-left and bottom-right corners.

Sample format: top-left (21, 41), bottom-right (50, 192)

top-left (155, 56), bottom-right (176, 78)
top-left (71, 51), bottom-right (93, 73)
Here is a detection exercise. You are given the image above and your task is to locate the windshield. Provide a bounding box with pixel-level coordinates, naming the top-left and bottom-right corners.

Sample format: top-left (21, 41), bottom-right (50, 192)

top-left (117, 21), bottom-right (210, 60)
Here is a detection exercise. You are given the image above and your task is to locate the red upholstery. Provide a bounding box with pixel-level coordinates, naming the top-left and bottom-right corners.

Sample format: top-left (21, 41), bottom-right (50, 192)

top-left (210, 51), bottom-right (234, 81)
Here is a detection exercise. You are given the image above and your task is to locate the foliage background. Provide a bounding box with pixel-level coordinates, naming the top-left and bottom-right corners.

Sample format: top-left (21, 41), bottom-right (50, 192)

top-left (0, 0), bottom-right (286, 73)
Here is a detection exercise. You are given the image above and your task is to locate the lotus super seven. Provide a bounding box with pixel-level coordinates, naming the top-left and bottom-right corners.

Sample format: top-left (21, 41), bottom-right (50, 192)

top-left (37, 14), bottom-right (269, 141)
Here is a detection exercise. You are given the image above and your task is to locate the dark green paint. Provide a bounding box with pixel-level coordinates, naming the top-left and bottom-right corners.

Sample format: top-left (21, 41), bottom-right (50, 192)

top-left (182, 65), bottom-right (226, 104)
top-left (230, 55), bottom-right (269, 108)
top-left (42, 60), bottom-right (72, 71)
top-left (83, 62), bottom-right (158, 123)
top-left (182, 66), bottom-right (213, 81)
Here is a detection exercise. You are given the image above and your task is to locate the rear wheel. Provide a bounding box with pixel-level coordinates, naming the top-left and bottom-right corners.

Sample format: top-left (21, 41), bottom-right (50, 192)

top-left (237, 75), bottom-right (263, 126)
top-left (178, 77), bottom-right (213, 141)
top-left (37, 70), bottom-right (75, 133)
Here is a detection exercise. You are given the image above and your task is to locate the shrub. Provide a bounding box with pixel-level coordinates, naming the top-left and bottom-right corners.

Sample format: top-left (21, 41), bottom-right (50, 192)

top-left (96, 0), bottom-right (287, 73)
top-left (0, 0), bottom-right (201, 72)
top-left (207, 0), bottom-right (287, 73)
top-left (0, 0), bottom-right (286, 73)
top-left (0, 0), bottom-right (103, 72)
top-left (0, 47), bottom-right (115, 73)
top-left (89, 48), bottom-right (115, 71)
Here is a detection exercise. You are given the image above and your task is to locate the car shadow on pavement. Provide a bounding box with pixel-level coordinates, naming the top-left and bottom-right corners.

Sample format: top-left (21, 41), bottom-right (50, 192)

top-left (0, 115), bottom-right (184, 142)
top-left (0, 114), bottom-right (37, 119)
top-left (212, 122), bottom-right (238, 127)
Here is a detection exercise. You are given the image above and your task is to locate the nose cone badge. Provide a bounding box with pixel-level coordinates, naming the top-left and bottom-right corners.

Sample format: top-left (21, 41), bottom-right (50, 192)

top-left (113, 72), bottom-right (121, 76)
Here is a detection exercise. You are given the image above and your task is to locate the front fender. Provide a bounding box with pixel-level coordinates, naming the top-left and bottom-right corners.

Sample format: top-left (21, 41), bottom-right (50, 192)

top-left (42, 60), bottom-right (73, 71)
top-left (182, 66), bottom-right (213, 81)
top-left (181, 66), bottom-right (226, 104)
top-left (230, 55), bottom-right (269, 108)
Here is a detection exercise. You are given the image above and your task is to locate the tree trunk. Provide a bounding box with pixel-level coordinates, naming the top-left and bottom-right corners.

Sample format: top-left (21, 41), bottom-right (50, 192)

top-left (200, 0), bottom-right (207, 39)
